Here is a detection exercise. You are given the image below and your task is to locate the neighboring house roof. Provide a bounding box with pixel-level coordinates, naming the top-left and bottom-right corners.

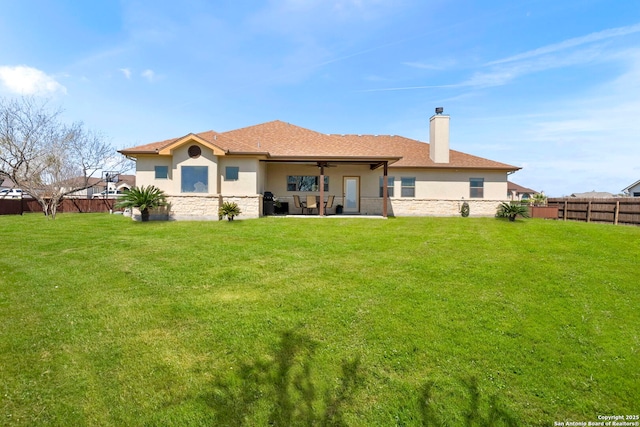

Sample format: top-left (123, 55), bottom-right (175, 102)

top-left (508, 181), bottom-right (537, 194)
top-left (112, 174), bottom-right (136, 187)
top-left (0, 176), bottom-right (18, 189)
top-left (622, 179), bottom-right (640, 192)
top-left (58, 174), bottom-right (136, 189)
top-left (570, 191), bottom-right (616, 198)
top-left (120, 120), bottom-right (520, 171)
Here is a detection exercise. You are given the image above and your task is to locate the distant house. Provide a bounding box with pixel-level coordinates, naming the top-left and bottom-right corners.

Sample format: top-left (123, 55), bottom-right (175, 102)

top-left (508, 181), bottom-right (537, 201)
top-left (570, 191), bottom-right (616, 198)
top-left (622, 180), bottom-right (640, 197)
top-left (65, 175), bottom-right (135, 199)
top-left (119, 110), bottom-right (521, 220)
top-left (0, 176), bottom-right (18, 191)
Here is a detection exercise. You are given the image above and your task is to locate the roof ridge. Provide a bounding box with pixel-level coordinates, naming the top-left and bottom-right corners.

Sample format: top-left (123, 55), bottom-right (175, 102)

top-left (220, 119), bottom-right (284, 135)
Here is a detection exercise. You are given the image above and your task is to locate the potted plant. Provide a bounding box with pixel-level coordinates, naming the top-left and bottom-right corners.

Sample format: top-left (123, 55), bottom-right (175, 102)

top-left (335, 204), bottom-right (343, 214)
top-left (219, 201), bottom-right (241, 221)
top-left (115, 185), bottom-right (167, 222)
top-left (496, 202), bottom-right (530, 222)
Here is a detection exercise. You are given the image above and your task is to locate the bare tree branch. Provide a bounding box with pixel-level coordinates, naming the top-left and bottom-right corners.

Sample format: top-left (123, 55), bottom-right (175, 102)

top-left (0, 96), bottom-right (131, 218)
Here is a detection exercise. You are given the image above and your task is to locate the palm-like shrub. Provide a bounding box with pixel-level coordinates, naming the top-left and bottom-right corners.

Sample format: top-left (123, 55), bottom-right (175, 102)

top-left (529, 192), bottom-right (548, 206)
top-left (219, 201), bottom-right (241, 221)
top-left (115, 185), bottom-right (167, 222)
top-left (497, 202), bottom-right (530, 222)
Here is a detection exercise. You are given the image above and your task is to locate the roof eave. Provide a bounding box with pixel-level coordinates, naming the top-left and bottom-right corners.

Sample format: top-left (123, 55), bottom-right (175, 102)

top-left (266, 155), bottom-right (402, 163)
top-left (392, 164), bottom-right (521, 171)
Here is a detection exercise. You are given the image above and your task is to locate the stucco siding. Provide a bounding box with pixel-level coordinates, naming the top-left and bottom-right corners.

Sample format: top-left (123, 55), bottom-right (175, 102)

top-left (172, 144), bottom-right (218, 195)
top-left (264, 163), bottom-right (508, 201)
top-left (135, 155), bottom-right (168, 190)
top-left (218, 157), bottom-right (260, 195)
top-left (133, 159), bottom-right (509, 219)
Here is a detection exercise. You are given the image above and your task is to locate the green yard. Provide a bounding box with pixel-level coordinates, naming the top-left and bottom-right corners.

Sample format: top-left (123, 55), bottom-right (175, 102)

top-left (1, 214), bottom-right (638, 426)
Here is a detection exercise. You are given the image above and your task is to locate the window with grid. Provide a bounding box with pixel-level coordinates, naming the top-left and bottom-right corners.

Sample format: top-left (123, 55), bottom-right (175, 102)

top-left (470, 178), bottom-right (484, 198)
top-left (379, 176), bottom-right (394, 197)
top-left (401, 177), bottom-right (415, 197)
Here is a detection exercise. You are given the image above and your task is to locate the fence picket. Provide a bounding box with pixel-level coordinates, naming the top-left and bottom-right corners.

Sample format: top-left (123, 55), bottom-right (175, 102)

top-left (548, 198), bottom-right (640, 226)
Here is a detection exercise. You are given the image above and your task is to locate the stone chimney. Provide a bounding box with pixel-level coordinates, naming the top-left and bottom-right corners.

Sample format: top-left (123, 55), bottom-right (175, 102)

top-left (429, 107), bottom-right (450, 163)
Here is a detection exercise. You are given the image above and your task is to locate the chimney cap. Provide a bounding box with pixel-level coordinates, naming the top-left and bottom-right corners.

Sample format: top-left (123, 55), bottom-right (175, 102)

top-left (435, 107), bottom-right (444, 115)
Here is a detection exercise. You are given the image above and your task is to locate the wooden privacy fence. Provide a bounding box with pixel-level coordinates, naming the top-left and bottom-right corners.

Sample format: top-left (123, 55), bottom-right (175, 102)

top-left (547, 198), bottom-right (640, 226)
top-left (0, 198), bottom-right (118, 215)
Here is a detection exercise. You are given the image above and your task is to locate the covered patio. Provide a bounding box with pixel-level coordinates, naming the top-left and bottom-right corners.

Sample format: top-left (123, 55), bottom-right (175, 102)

top-left (261, 156), bottom-right (400, 218)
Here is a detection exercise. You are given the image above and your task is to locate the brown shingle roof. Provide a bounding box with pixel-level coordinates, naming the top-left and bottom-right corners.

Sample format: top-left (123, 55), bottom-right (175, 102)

top-left (508, 181), bottom-right (537, 194)
top-left (120, 120), bottom-right (519, 171)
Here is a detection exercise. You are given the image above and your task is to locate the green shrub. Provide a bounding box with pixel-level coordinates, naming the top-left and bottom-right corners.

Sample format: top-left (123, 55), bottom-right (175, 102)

top-left (496, 202), bottom-right (529, 222)
top-left (114, 185), bottom-right (167, 222)
top-left (219, 201), bottom-right (241, 221)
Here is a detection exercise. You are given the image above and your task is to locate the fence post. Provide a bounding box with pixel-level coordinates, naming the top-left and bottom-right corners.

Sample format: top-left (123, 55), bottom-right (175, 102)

top-left (586, 201), bottom-right (592, 223)
top-left (563, 200), bottom-right (568, 221)
top-left (614, 200), bottom-right (620, 225)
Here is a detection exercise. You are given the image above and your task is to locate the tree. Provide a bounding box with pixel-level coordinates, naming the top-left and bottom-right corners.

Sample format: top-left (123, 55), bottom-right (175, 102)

top-left (0, 97), bottom-right (130, 218)
top-left (529, 192), bottom-right (548, 206)
top-left (115, 186), bottom-right (167, 222)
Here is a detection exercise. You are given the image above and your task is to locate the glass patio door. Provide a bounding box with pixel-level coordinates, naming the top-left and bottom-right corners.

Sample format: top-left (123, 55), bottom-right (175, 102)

top-left (343, 177), bottom-right (360, 213)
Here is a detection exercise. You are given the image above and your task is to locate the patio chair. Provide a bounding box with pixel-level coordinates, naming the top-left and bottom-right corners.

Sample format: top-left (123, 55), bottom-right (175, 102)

top-left (324, 195), bottom-right (335, 211)
top-left (306, 195), bottom-right (318, 215)
top-left (293, 195), bottom-right (306, 214)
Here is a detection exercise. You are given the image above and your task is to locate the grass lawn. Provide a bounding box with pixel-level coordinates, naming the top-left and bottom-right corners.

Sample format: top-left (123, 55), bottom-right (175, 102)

top-left (1, 214), bottom-right (638, 426)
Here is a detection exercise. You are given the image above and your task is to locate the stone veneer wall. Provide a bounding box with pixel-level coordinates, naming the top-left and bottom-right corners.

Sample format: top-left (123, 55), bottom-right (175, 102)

top-left (277, 196), bottom-right (504, 217)
top-left (169, 195), bottom-right (260, 220)
top-left (362, 198), bottom-right (504, 217)
top-left (129, 205), bottom-right (171, 221)
top-left (128, 195), bottom-right (262, 221)
top-left (221, 196), bottom-right (261, 219)
top-left (130, 195), bottom-right (503, 220)
top-left (166, 195), bottom-right (220, 220)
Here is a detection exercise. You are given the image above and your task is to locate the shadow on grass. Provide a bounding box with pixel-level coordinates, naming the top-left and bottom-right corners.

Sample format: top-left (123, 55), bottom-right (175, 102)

top-left (418, 377), bottom-right (519, 427)
top-left (205, 329), bottom-right (362, 426)
top-left (206, 330), bottom-right (519, 426)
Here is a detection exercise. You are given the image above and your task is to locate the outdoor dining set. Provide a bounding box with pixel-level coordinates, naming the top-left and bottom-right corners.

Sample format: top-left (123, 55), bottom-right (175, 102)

top-left (293, 194), bottom-right (335, 215)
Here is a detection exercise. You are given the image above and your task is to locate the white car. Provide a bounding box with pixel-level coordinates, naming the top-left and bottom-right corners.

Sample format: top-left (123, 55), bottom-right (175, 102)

top-left (0, 188), bottom-right (23, 199)
top-left (92, 190), bottom-right (123, 199)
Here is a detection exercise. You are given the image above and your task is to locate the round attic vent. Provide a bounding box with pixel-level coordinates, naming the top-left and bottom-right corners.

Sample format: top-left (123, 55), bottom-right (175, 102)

top-left (188, 145), bottom-right (201, 158)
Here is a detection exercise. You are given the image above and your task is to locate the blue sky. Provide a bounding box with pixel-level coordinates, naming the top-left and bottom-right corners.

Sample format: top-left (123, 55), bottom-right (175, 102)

top-left (1, 0), bottom-right (639, 196)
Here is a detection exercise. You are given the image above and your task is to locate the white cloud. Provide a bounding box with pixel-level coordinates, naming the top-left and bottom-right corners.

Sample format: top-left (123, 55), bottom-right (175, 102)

top-left (494, 49), bottom-right (640, 196)
top-left (402, 59), bottom-right (456, 71)
top-left (366, 23), bottom-right (640, 93)
top-left (0, 65), bottom-right (67, 95)
top-left (141, 69), bottom-right (156, 82)
top-left (486, 22), bottom-right (640, 66)
top-left (120, 68), bottom-right (132, 79)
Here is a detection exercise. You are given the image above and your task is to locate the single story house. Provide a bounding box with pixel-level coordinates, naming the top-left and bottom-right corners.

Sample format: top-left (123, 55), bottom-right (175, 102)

top-left (119, 110), bottom-right (520, 220)
top-left (622, 180), bottom-right (640, 197)
top-left (508, 181), bottom-right (537, 201)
